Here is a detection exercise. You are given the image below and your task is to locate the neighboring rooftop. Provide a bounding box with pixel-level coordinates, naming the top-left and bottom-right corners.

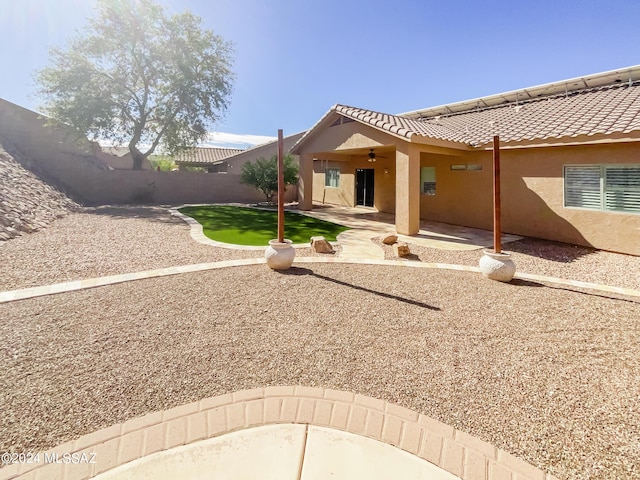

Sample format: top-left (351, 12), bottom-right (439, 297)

top-left (174, 147), bottom-right (245, 166)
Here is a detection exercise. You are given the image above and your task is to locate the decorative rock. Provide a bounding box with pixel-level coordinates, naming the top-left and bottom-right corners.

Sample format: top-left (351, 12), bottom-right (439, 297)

top-left (393, 242), bottom-right (411, 257)
top-left (265, 239), bottom-right (296, 270)
top-left (382, 234), bottom-right (398, 245)
top-left (311, 236), bottom-right (333, 253)
top-left (0, 141), bottom-right (78, 242)
top-left (479, 249), bottom-right (516, 282)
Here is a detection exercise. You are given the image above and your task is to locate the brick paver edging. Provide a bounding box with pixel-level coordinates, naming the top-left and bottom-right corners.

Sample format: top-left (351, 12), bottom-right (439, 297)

top-left (0, 386), bottom-right (558, 480)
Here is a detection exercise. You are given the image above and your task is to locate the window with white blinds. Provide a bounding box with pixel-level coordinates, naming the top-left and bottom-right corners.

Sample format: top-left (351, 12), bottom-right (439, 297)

top-left (325, 168), bottom-right (340, 188)
top-left (564, 165), bottom-right (640, 213)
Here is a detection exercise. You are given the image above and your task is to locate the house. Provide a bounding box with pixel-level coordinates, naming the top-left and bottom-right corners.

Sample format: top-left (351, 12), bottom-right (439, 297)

top-left (97, 146), bottom-right (150, 170)
top-left (173, 131), bottom-right (307, 173)
top-left (174, 147), bottom-right (245, 172)
top-left (291, 66), bottom-right (640, 256)
top-left (221, 131), bottom-right (306, 173)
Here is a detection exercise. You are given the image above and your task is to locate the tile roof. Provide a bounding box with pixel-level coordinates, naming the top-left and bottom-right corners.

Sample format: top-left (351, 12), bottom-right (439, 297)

top-left (293, 66), bottom-right (640, 152)
top-left (333, 105), bottom-right (469, 144)
top-left (174, 147), bottom-right (245, 165)
top-left (418, 82), bottom-right (640, 146)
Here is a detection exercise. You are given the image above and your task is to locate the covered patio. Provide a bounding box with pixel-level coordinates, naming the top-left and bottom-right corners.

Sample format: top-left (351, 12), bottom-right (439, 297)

top-left (290, 105), bottom-right (482, 238)
top-left (292, 204), bottom-right (521, 254)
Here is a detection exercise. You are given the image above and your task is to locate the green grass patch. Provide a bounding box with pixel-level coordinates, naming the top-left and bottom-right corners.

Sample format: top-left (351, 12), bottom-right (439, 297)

top-left (179, 205), bottom-right (349, 246)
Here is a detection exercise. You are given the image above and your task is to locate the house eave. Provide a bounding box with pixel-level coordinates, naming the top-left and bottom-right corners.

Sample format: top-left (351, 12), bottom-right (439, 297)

top-left (478, 131), bottom-right (640, 150)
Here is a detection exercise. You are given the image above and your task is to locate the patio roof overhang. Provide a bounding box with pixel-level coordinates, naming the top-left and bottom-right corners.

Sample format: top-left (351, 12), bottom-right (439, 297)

top-left (290, 105), bottom-right (473, 157)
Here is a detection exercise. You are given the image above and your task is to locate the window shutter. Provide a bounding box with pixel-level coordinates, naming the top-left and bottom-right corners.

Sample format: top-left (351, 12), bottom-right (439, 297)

top-left (564, 166), bottom-right (602, 209)
top-left (604, 166), bottom-right (640, 213)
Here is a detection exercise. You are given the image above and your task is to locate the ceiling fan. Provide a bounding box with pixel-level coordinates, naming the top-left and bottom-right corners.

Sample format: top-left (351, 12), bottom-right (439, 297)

top-left (363, 148), bottom-right (386, 163)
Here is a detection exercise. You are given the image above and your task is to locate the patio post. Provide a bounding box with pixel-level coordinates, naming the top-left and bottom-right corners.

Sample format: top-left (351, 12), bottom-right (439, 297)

top-left (478, 134), bottom-right (516, 281)
top-left (264, 129), bottom-right (295, 270)
top-left (493, 135), bottom-right (501, 253)
top-left (277, 128), bottom-right (284, 243)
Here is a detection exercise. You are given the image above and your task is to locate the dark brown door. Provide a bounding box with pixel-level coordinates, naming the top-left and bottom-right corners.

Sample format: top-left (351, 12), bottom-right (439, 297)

top-left (356, 169), bottom-right (374, 207)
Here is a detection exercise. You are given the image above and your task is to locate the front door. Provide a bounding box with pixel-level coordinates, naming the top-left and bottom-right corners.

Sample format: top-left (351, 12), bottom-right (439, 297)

top-left (356, 168), bottom-right (375, 207)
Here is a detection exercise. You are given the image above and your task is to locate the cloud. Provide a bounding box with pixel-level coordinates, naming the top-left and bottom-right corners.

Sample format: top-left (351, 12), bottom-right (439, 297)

top-left (99, 131), bottom-right (278, 152)
top-left (200, 132), bottom-right (277, 149)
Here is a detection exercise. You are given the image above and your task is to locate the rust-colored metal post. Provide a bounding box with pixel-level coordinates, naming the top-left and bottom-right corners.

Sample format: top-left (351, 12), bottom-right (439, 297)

top-left (277, 129), bottom-right (284, 243)
top-left (493, 135), bottom-right (501, 253)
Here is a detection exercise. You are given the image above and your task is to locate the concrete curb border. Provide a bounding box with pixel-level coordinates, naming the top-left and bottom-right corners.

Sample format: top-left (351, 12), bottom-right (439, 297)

top-left (0, 386), bottom-right (559, 480)
top-left (1, 257), bottom-right (638, 305)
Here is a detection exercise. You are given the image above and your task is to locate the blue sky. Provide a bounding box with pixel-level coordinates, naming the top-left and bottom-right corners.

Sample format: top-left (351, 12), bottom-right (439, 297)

top-left (1, 0), bottom-right (639, 147)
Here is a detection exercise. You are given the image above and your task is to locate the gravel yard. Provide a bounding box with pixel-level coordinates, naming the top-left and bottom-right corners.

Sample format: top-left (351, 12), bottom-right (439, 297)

top-left (374, 237), bottom-right (640, 292)
top-left (1, 206), bottom-right (639, 480)
top-left (0, 206), bottom-right (322, 291)
top-left (0, 265), bottom-right (638, 480)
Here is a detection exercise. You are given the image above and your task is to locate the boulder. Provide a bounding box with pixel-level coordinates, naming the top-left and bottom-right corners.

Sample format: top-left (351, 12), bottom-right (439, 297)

top-left (311, 235), bottom-right (334, 253)
top-left (393, 242), bottom-right (411, 257)
top-left (382, 234), bottom-right (398, 245)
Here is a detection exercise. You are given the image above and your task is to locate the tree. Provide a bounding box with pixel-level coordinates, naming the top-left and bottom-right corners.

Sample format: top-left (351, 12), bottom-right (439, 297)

top-left (240, 155), bottom-right (299, 203)
top-left (35, 0), bottom-right (234, 170)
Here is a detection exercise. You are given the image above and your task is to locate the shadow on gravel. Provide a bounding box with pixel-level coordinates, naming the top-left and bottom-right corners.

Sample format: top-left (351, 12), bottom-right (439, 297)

top-left (281, 267), bottom-right (441, 311)
top-left (507, 237), bottom-right (597, 263)
top-left (510, 278), bottom-right (640, 304)
top-left (82, 205), bottom-right (180, 224)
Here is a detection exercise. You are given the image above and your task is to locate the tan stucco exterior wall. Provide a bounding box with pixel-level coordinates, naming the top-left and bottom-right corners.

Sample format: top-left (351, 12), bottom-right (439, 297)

top-left (312, 155), bottom-right (396, 211)
top-left (418, 151), bottom-right (493, 229)
top-left (419, 142), bottom-right (640, 255)
top-left (499, 142), bottom-right (640, 255)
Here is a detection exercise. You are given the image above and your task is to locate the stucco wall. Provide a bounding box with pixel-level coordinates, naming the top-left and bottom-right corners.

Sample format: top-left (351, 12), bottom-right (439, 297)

top-left (312, 156), bottom-right (396, 212)
top-left (65, 170), bottom-right (297, 206)
top-left (0, 98), bottom-right (296, 206)
top-left (499, 142), bottom-right (640, 254)
top-left (419, 142), bottom-right (640, 255)
top-left (419, 152), bottom-right (492, 229)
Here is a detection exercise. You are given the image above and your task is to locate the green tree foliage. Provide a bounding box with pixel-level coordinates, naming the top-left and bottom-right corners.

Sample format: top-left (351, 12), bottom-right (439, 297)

top-left (36, 0), bottom-right (234, 170)
top-left (240, 155), bottom-right (299, 203)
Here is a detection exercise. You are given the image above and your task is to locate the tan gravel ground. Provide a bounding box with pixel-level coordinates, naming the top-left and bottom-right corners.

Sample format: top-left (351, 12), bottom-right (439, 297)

top-left (373, 237), bottom-right (640, 292)
top-left (0, 265), bottom-right (638, 480)
top-left (1, 206), bottom-right (639, 479)
top-left (0, 206), bottom-right (326, 291)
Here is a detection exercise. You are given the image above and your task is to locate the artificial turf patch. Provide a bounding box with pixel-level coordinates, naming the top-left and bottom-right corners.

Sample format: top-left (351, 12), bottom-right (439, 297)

top-left (178, 205), bottom-right (349, 246)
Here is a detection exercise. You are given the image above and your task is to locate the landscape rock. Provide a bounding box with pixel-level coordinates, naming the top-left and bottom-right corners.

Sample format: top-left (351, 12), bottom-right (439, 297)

top-left (393, 242), bottom-right (411, 257)
top-left (382, 234), bottom-right (398, 245)
top-left (311, 235), bottom-right (334, 253)
top-left (0, 140), bottom-right (79, 242)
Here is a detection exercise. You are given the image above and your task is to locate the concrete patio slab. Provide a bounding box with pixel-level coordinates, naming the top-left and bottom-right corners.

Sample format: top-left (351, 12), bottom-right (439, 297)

top-left (293, 205), bottom-right (522, 252)
top-left (301, 426), bottom-right (460, 480)
top-left (92, 424), bottom-right (307, 480)
top-left (1, 387), bottom-right (561, 480)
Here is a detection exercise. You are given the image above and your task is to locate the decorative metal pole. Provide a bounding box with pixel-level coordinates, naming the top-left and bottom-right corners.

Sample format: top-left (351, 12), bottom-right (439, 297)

top-left (277, 129), bottom-right (284, 243)
top-left (493, 135), bottom-right (501, 254)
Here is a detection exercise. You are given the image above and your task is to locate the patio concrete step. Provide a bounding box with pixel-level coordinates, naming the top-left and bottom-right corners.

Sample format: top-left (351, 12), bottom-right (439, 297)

top-left (337, 230), bottom-right (385, 260)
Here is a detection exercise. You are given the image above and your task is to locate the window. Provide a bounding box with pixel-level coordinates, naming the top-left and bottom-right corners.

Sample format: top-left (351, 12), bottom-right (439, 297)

top-left (325, 168), bottom-right (340, 188)
top-left (421, 167), bottom-right (436, 195)
top-left (564, 165), bottom-right (640, 213)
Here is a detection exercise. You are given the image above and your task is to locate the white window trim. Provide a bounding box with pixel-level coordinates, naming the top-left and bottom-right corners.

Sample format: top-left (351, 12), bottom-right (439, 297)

top-left (325, 167), bottom-right (340, 188)
top-left (564, 164), bottom-right (640, 214)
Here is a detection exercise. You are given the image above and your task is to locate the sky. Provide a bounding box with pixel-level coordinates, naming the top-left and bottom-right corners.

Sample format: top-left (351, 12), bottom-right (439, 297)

top-left (1, 0), bottom-right (639, 148)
